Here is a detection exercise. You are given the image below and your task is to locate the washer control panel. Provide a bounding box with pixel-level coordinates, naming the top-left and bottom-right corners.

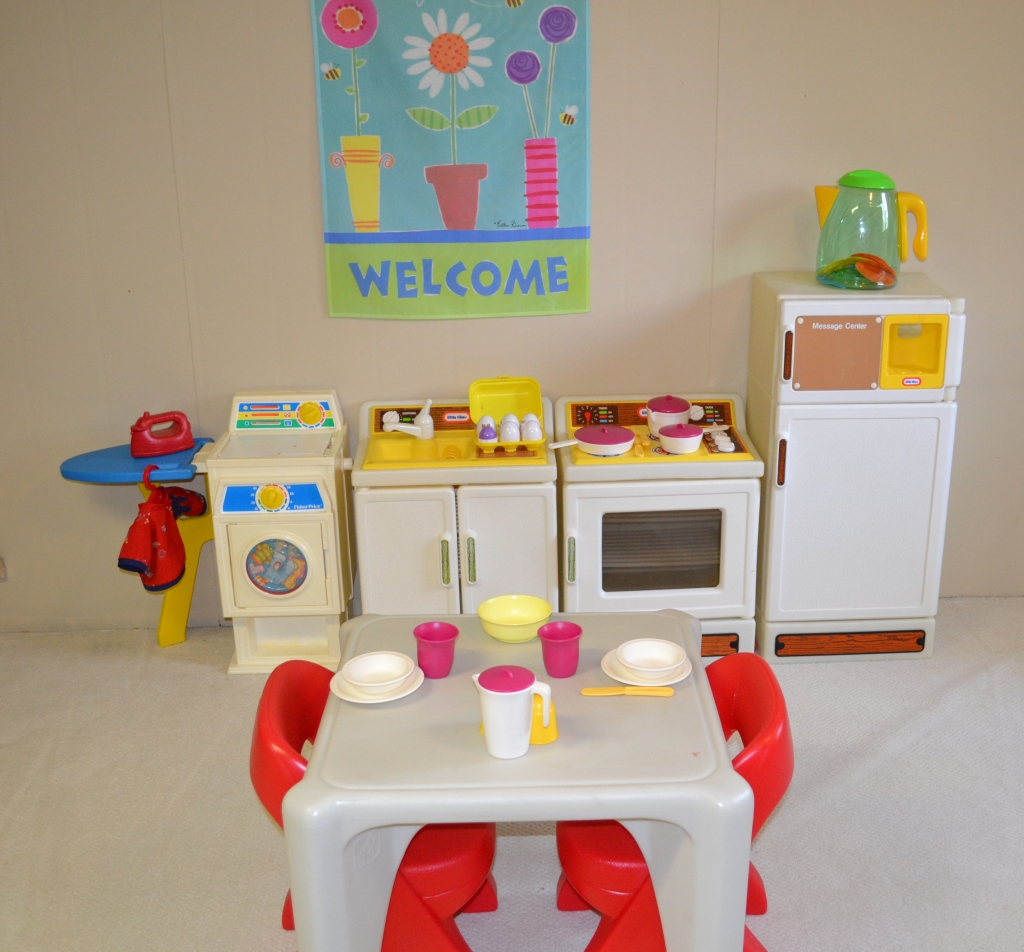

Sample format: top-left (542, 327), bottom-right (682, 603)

top-left (220, 482), bottom-right (326, 514)
top-left (229, 392), bottom-right (341, 431)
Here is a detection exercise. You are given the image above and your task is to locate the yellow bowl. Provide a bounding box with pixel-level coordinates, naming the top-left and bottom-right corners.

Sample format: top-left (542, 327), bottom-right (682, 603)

top-left (477, 595), bottom-right (552, 643)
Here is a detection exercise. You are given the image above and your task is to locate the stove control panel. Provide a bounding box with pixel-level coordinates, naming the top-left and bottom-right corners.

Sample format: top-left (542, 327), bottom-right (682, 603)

top-left (565, 399), bottom-right (751, 463)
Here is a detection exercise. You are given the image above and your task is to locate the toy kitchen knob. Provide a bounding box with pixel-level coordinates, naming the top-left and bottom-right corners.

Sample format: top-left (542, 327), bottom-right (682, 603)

top-left (257, 484), bottom-right (288, 511)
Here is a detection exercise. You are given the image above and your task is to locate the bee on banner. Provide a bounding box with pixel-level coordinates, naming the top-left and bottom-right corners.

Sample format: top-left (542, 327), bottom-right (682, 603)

top-left (559, 105), bottom-right (578, 126)
top-left (320, 62), bottom-right (341, 81)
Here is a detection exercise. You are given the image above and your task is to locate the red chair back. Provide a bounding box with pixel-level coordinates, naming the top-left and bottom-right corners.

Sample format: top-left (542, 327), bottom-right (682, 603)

top-left (706, 653), bottom-right (794, 839)
top-left (250, 660), bottom-right (334, 827)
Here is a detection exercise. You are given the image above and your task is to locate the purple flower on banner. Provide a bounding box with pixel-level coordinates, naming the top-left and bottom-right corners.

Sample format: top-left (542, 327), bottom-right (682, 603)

top-left (506, 50), bottom-right (542, 138)
top-left (537, 6), bottom-right (578, 136)
top-left (505, 50), bottom-right (542, 85)
top-left (538, 6), bottom-right (577, 44)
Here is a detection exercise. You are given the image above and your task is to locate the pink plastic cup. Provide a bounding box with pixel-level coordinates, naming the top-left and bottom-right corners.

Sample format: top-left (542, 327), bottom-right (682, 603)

top-left (413, 622), bottom-right (459, 678)
top-left (537, 622), bottom-right (583, 678)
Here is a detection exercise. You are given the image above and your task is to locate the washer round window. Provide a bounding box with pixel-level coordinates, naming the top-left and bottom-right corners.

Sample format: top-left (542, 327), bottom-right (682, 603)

top-left (246, 539), bottom-right (308, 595)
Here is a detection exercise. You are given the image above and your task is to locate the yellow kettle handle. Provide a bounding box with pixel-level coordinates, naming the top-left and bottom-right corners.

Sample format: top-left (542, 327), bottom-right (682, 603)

top-left (896, 192), bottom-right (928, 262)
top-left (814, 186), bottom-right (839, 228)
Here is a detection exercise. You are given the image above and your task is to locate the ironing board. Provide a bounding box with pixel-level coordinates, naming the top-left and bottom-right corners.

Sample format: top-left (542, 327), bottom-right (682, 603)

top-left (60, 439), bottom-right (214, 647)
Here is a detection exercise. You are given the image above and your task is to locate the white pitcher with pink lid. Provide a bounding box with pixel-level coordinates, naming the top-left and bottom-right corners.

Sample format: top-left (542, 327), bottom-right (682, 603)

top-left (473, 665), bottom-right (551, 759)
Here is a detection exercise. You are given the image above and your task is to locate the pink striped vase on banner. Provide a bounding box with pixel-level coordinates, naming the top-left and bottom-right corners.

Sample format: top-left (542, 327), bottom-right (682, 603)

top-left (524, 138), bottom-right (558, 228)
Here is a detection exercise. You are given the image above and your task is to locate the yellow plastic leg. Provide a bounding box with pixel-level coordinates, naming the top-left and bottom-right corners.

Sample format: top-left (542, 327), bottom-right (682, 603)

top-left (137, 477), bottom-right (215, 648)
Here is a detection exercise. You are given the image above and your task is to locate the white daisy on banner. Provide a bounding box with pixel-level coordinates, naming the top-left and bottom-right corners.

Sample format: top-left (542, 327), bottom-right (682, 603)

top-left (403, 9), bottom-right (494, 97)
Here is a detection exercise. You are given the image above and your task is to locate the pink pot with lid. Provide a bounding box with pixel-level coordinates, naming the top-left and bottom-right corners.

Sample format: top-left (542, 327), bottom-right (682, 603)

top-left (646, 395), bottom-right (691, 437)
top-left (549, 424), bottom-right (636, 457)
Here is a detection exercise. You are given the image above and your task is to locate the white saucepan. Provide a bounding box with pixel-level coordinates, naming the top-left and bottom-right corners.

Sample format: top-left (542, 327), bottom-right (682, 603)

top-left (657, 423), bottom-right (705, 455)
top-left (646, 395), bottom-right (691, 437)
top-left (549, 425), bottom-right (636, 457)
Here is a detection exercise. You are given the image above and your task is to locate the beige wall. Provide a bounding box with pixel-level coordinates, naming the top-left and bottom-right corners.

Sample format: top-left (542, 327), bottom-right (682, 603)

top-left (2, 0), bottom-right (1021, 631)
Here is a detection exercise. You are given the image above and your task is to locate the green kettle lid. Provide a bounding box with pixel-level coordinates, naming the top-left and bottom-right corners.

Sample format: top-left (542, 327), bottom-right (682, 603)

top-left (838, 169), bottom-right (895, 190)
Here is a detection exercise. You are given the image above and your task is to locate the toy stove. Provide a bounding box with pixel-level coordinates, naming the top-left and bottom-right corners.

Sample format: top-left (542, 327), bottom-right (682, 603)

top-left (554, 394), bottom-right (763, 656)
top-left (197, 392), bottom-right (354, 673)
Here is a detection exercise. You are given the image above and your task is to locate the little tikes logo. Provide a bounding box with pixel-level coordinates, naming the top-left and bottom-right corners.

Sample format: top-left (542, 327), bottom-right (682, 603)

top-left (442, 411), bottom-right (470, 423)
top-left (903, 377), bottom-right (922, 387)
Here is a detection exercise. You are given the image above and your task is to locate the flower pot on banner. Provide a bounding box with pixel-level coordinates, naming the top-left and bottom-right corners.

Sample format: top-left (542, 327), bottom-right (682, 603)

top-left (524, 138), bottom-right (558, 228)
top-left (337, 135), bottom-right (393, 233)
top-left (424, 164), bottom-right (488, 230)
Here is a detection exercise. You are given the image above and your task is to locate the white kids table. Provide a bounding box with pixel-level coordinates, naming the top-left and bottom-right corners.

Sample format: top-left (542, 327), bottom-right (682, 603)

top-left (283, 610), bottom-right (753, 952)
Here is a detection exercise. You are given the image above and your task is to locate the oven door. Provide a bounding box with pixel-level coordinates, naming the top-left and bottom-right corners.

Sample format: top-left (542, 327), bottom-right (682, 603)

top-left (561, 479), bottom-right (759, 617)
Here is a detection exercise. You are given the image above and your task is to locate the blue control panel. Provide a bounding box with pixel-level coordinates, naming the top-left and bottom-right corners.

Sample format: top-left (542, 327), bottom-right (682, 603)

top-left (221, 483), bottom-right (326, 514)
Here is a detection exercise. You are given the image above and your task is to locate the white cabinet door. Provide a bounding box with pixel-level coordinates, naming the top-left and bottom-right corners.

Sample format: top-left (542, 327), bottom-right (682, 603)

top-left (762, 401), bottom-right (957, 621)
top-left (456, 484), bottom-right (558, 612)
top-left (354, 487), bottom-right (460, 614)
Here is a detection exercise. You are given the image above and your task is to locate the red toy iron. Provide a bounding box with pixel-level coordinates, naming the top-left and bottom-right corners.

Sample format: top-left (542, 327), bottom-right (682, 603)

top-left (130, 411), bottom-right (194, 458)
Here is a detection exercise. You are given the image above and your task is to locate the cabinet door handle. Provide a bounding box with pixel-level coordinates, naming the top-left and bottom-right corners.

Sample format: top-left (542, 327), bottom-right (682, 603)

top-left (566, 536), bottom-right (576, 583)
top-left (466, 533), bottom-right (477, 584)
top-left (777, 439), bottom-right (787, 486)
top-left (440, 536), bottom-right (452, 586)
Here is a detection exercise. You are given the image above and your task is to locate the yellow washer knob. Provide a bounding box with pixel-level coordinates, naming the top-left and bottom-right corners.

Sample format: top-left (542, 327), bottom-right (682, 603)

top-left (257, 484), bottom-right (287, 511)
top-left (297, 401), bottom-right (325, 427)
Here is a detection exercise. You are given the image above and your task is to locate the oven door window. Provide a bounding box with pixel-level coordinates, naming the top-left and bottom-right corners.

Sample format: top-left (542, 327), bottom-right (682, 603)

top-left (602, 509), bottom-right (722, 592)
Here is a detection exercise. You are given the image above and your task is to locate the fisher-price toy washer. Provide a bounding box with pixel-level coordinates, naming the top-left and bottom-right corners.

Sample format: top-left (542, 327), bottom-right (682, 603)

top-left (196, 392), bottom-right (354, 673)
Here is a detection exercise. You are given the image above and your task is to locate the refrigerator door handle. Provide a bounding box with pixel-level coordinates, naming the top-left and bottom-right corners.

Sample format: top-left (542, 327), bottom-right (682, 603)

top-left (776, 437), bottom-right (788, 486)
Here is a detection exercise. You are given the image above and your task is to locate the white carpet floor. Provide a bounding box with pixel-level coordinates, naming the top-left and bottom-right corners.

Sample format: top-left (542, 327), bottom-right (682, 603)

top-left (1, 597), bottom-right (1022, 951)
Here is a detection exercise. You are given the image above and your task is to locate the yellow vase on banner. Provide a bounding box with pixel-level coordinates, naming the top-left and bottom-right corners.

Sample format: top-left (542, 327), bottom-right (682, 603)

top-left (340, 135), bottom-right (394, 233)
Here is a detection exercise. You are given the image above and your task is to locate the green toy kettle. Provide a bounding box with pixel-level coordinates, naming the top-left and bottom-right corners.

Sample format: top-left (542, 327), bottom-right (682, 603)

top-left (814, 170), bottom-right (928, 290)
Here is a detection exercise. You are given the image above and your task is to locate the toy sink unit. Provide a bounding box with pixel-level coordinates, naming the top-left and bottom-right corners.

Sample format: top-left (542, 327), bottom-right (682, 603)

top-left (356, 378), bottom-right (551, 476)
top-left (363, 430), bottom-right (480, 465)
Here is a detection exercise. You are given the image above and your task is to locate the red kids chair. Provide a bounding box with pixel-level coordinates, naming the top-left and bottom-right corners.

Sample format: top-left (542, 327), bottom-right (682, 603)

top-left (250, 660), bottom-right (498, 945)
top-left (555, 652), bottom-right (793, 952)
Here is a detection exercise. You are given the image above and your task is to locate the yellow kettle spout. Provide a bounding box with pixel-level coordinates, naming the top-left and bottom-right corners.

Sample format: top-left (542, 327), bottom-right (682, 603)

top-left (814, 186), bottom-right (839, 228)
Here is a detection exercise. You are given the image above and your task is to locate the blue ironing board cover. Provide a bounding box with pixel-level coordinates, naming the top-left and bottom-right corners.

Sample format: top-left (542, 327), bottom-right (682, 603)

top-left (60, 438), bottom-right (213, 485)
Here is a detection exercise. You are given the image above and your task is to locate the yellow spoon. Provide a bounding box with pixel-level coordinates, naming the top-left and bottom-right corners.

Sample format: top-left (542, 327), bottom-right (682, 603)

top-left (581, 686), bottom-right (674, 697)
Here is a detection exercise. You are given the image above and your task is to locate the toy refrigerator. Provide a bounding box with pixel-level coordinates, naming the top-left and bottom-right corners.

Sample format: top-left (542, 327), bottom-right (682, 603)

top-left (746, 273), bottom-right (965, 662)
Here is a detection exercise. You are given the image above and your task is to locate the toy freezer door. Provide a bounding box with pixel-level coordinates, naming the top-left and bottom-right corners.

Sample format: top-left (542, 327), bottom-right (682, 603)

top-left (762, 401), bottom-right (957, 621)
top-left (456, 483), bottom-right (558, 612)
top-left (562, 480), bottom-right (759, 617)
top-left (226, 522), bottom-right (329, 610)
top-left (354, 487), bottom-right (460, 614)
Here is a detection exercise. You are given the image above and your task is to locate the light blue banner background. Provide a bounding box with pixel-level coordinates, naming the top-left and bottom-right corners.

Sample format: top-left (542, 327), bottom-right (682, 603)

top-left (311, 0), bottom-right (590, 235)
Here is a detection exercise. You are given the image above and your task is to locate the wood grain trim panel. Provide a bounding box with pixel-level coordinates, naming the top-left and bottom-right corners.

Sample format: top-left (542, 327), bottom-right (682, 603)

top-left (701, 634), bottom-right (739, 657)
top-left (774, 630), bottom-right (927, 657)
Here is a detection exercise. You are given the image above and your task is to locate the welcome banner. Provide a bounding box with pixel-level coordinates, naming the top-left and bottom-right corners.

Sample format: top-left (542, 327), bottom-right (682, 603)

top-left (310, 0), bottom-right (590, 318)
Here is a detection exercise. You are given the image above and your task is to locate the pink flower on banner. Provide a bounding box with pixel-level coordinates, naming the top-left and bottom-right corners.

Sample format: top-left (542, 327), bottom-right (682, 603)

top-left (321, 0), bottom-right (378, 49)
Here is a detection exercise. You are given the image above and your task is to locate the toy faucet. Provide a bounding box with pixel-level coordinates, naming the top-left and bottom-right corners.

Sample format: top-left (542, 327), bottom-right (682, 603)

top-left (382, 401), bottom-right (435, 440)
